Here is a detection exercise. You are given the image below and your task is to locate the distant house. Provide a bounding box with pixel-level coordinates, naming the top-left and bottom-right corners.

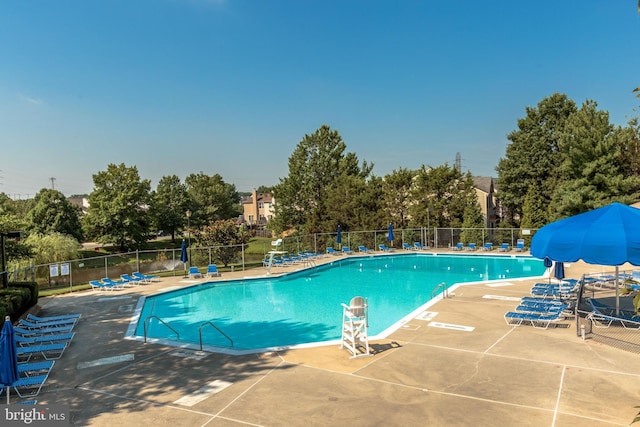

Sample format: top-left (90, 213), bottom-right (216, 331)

top-left (472, 176), bottom-right (498, 229)
top-left (241, 190), bottom-right (275, 228)
top-left (67, 197), bottom-right (90, 215)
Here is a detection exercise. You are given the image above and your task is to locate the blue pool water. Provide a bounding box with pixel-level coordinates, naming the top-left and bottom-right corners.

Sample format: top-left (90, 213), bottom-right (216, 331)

top-left (131, 254), bottom-right (545, 352)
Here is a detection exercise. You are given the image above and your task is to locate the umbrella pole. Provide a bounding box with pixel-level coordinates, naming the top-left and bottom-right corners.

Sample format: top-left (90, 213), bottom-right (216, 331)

top-left (616, 266), bottom-right (620, 315)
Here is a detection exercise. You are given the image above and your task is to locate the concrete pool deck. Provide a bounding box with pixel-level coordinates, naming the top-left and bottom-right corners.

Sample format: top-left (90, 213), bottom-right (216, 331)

top-left (23, 251), bottom-right (640, 426)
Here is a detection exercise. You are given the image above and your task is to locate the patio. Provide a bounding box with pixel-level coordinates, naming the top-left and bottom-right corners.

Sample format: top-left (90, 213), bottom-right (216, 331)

top-left (20, 254), bottom-right (640, 426)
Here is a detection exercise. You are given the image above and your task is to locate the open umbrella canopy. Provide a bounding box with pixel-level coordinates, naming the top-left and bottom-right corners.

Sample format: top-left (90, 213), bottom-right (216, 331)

top-left (531, 202), bottom-right (640, 265)
top-left (388, 223), bottom-right (394, 243)
top-left (531, 202), bottom-right (640, 314)
top-left (180, 239), bottom-right (188, 264)
top-left (0, 316), bottom-right (18, 403)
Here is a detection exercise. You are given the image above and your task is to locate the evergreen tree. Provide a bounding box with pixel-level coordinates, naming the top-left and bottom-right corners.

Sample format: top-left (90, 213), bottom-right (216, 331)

top-left (496, 93), bottom-right (577, 223)
top-left (549, 101), bottom-right (640, 218)
top-left (381, 168), bottom-right (415, 228)
top-left (271, 125), bottom-right (373, 235)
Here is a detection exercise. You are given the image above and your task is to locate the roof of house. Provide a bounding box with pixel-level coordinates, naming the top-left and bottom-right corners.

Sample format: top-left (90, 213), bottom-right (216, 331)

top-left (241, 193), bottom-right (273, 205)
top-left (472, 176), bottom-right (494, 194)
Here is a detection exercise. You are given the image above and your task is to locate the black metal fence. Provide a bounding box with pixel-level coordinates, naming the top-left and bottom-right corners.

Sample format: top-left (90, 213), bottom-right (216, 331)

top-left (575, 270), bottom-right (640, 354)
top-left (5, 226), bottom-right (537, 290)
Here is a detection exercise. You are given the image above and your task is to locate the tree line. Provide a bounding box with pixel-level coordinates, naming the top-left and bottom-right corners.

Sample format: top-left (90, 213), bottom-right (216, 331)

top-left (1, 91), bottom-right (639, 267)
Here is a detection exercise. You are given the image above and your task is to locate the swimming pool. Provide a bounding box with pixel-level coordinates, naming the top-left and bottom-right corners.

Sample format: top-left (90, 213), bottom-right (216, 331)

top-left (128, 254), bottom-right (545, 354)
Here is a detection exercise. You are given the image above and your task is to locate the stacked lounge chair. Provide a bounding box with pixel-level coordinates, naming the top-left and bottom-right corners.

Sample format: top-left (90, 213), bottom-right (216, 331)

top-left (1, 313), bottom-right (79, 399)
top-left (504, 295), bottom-right (573, 329)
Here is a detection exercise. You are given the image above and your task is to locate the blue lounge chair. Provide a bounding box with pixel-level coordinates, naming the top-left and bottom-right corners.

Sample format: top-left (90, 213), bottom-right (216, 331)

top-left (102, 277), bottom-right (127, 289)
top-left (342, 247), bottom-right (354, 255)
top-left (587, 298), bottom-right (640, 329)
top-left (18, 360), bottom-right (55, 377)
top-left (452, 242), bottom-right (463, 251)
top-left (482, 243), bottom-right (493, 251)
top-left (206, 265), bottom-right (222, 277)
top-left (16, 332), bottom-right (74, 346)
top-left (17, 342), bottom-right (68, 362)
top-left (515, 239), bottom-right (525, 252)
top-left (14, 325), bottom-right (74, 336)
top-left (120, 274), bottom-right (141, 286)
top-left (402, 243), bottom-right (412, 250)
top-left (327, 247), bottom-right (338, 255)
top-left (466, 243), bottom-right (477, 251)
top-left (378, 244), bottom-right (392, 252)
top-left (1, 374), bottom-right (49, 398)
top-left (132, 271), bottom-right (159, 283)
top-left (358, 245), bottom-right (369, 253)
top-left (19, 318), bottom-right (75, 329)
top-left (26, 313), bottom-right (80, 323)
top-left (89, 280), bottom-right (112, 291)
top-left (498, 243), bottom-right (510, 252)
top-left (413, 242), bottom-right (428, 250)
top-left (503, 310), bottom-right (565, 329)
top-left (188, 266), bottom-right (203, 279)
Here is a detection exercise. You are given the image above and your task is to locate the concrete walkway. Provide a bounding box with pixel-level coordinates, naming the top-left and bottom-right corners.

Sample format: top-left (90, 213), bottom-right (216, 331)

top-left (22, 252), bottom-right (640, 426)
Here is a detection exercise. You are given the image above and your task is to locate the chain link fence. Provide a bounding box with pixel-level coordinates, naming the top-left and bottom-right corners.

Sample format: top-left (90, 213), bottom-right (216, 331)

top-left (4, 227), bottom-right (538, 290)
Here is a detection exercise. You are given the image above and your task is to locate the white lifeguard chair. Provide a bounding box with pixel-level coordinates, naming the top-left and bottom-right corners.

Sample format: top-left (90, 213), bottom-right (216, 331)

top-left (340, 296), bottom-right (371, 358)
top-left (265, 238), bottom-right (285, 275)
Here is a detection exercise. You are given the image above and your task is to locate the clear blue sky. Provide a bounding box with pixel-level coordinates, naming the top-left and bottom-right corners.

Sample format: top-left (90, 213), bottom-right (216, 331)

top-left (1, 1), bottom-right (639, 198)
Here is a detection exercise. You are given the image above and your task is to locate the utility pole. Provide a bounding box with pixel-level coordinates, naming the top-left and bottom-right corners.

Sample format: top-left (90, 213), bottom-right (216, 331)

top-left (50, 177), bottom-right (56, 190)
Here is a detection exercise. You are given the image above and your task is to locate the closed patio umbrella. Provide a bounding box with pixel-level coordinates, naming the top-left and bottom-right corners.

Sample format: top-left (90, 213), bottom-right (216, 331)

top-left (388, 223), bottom-right (394, 247)
top-left (544, 256), bottom-right (553, 284)
top-left (531, 202), bottom-right (640, 314)
top-left (180, 239), bottom-right (188, 277)
top-left (0, 316), bottom-right (18, 403)
top-left (336, 225), bottom-right (342, 249)
top-left (554, 262), bottom-right (565, 281)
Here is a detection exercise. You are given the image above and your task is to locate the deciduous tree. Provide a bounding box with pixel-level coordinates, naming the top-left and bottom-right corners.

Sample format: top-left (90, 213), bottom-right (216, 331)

top-left (26, 189), bottom-right (83, 242)
top-left (195, 219), bottom-right (250, 267)
top-left (83, 163), bottom-right (151, 250)
top-left (149, 175), bottom-right (190, 242)
top-left (185, 173), bottom-right (240, 227)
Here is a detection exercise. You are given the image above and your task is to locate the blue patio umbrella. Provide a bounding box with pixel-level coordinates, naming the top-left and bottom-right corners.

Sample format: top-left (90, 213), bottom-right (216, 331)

top-left (554, 261), bottom-right (565, 281)
top-left (336, 225), bottom-right (342, 248)
top-left (180, 239), bottom-right (188, 276)
top-left (531, 202), bottom-right (640, 314)
top-left (0, 316), bottom-right (19, 403)
top-left (388, 223), bottom-right (394, 246)
top-left (543, 256), bottom-right (553, 283)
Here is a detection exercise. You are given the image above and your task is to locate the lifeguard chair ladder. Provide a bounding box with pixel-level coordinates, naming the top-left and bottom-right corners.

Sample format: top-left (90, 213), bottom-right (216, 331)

top-left (340, 296), bottom-right (372, 358)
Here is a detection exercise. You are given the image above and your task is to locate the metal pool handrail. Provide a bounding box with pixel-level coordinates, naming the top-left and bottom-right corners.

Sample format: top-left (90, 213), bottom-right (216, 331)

top-left (431, 282), bottom-right (449, 300)
top-left (144, 315), bottom-right (180, 343)
top-left (199, 321), bottom-right (234, 351)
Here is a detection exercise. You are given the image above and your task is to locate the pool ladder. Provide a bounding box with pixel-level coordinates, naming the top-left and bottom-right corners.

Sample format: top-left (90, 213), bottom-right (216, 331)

top-left (143, 316), bottom-right (234, 351)
top-left (199, 321), bottom-right (234, 351)
top-left (144, 315), bottom-right (180, 343)
top-left (431, 282), bottom-right (450, 300)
